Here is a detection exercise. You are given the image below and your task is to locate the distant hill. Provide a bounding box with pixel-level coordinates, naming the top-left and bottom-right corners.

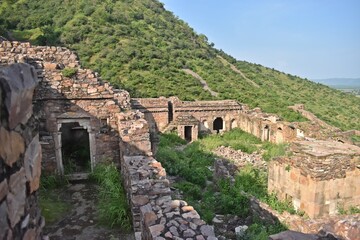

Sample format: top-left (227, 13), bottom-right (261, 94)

top-left (0, 0), bottom-right (359, 130)
top-left (313, 78), bottom-right (360, 89)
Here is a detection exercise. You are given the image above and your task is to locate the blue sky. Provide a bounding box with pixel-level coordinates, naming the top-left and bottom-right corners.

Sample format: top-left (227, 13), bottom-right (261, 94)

top-left (161, 0), bottom-right (360, 80)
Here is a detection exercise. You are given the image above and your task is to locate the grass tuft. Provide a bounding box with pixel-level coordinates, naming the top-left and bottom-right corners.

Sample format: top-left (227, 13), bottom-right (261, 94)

top-left (90, 163), bottom-right (132, 230)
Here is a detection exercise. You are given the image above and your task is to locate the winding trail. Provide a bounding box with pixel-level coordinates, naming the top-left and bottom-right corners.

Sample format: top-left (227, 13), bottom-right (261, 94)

top-left (217, 55), bottom-right (260, 88)
top-left (182, 69), bottom-right (219, 97)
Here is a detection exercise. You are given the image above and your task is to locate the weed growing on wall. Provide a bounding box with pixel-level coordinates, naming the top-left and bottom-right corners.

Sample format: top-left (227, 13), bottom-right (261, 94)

top-left (90, 163), bottom-right (132, 230)
top-left (61, 67), bottom-right (77, 78)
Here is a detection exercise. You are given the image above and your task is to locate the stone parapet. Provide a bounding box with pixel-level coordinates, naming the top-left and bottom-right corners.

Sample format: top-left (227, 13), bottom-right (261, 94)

top-left (121, 155), bottom-right (217, 240)
top-left (0, 63), bottom-right (44, 239)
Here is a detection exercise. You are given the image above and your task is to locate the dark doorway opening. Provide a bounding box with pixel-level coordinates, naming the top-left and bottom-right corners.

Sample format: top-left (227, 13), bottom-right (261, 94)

top-left (168, 101), bottom-right (174, 123)
top-left (264, 125), bottom-right (270, 141)
top-left (61, 122), bottom-right (91, 174)
top-left (213, 117), bottom-right (224, 133)
top-left (184, 126), bottom-right (192, 142)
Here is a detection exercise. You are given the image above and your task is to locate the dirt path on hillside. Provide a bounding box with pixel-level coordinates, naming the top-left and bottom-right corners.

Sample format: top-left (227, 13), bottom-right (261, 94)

top-left (182, 69), bottom-right (219, 97)
top-left (44, 182), bottom-right (134, 240)
top-left (217, 55), bottom-right (260, 88)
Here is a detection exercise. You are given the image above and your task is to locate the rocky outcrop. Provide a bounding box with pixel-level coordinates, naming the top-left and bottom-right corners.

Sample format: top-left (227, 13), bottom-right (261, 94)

top-left (0, 63), bottom-right (44, 239)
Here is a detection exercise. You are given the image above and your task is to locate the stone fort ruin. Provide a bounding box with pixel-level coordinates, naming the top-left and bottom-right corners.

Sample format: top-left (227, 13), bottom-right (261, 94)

top-left (1, 40), bottom-right (360, 239)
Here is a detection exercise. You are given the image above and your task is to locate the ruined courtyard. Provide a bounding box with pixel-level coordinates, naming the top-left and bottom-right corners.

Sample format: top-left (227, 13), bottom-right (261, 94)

top-left (1, 41), bottom-right (360, 239)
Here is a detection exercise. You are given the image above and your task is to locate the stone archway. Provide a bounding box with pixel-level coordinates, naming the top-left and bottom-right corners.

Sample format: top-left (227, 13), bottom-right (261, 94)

top-left (213, 117), bottom-right (224, 133)
top-left (263, 125), bottom-right (270, 141)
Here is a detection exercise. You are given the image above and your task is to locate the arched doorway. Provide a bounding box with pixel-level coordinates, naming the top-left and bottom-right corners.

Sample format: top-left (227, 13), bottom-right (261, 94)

top-left (263, 125), bottom-right (270, 141)
top-left (213, 117), bottom-right (224, 133)
top-left (201, 119), bottom-right (209, 131)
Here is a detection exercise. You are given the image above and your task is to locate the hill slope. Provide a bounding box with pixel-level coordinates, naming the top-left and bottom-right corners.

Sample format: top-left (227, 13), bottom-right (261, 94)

top-left (1, 0), bottom-right (359, 130)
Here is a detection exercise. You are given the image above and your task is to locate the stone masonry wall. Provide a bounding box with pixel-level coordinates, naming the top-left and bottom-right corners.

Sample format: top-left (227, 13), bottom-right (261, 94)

top-left (0, 64), bottom-right (44, 239)
top-left (117, 112), bottom-right (217, 239)
top-left (122, 155), bottom-right (218, 240)
top-left (0, 41), bottom-right (130, 174)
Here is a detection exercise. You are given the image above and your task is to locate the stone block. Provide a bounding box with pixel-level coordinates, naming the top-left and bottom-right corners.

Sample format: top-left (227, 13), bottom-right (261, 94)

top-left (0, 179), bottom-right (9, 201)
top-left (149, 224), bottom-right (165, 238)
top-left (0, 127), bottom-right (25, 167)
top-left (23, 228), bottom-right (36, 240)
top-left (0, 201), bottom-right (9, 240)
top-left (7, 168), bottom-right (26, 228)
top-left (144, 211), bottom-right (157, 226)
top-left (0, 63), bottom-right (38, 129)
top-left (43, 62), bottom-right (58, 70)
top-left (24, 134), bottom-right (42, 193)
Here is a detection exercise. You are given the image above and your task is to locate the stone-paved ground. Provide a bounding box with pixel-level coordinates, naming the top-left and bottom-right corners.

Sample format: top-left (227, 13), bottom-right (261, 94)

top-left (44, 182), bottom-right (134, 240)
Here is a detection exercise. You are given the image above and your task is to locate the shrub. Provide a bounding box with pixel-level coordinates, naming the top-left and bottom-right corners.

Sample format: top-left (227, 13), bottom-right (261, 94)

top-left (61, 67), bottom-right (77, 78)
top-left (262, 142), bottom-right (288, 161)
top-left (158, 132), bottom-right (187, 148)
top-left (40, 174), bottom-right (68, 190)
top-left (173, 181), bottom-right (202, 200)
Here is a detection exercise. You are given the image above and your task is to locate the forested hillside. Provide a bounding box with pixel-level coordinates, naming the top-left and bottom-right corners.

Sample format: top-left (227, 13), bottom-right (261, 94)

top-left (1, 0), bottom-right (359, 130)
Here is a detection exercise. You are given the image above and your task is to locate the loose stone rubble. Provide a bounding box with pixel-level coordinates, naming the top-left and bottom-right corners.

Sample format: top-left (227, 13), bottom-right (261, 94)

top-left (214, 146), bottom-right (267, 171)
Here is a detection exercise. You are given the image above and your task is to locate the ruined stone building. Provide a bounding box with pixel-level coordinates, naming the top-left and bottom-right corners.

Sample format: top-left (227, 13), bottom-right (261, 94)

top-left (268, 140), bottom-right (360, 218)
top-left (131, 97), bottom-right (298, 145)
top-left (0, 41), bottom-right (218, 239)
top-left (1, 40), bottom-right (360, 239)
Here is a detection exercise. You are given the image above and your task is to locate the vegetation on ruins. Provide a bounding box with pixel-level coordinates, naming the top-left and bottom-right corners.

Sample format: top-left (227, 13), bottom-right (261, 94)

top-left (156, 131), bottom-right (296, 239)
top-left (1, 0), bottom-right (359, 130)
top-left (61, 67), bottom-right (77, 78)
top-left (90, 163), bottom-right (132, 230)
top-left (39, 174), bottom-right (70, 224)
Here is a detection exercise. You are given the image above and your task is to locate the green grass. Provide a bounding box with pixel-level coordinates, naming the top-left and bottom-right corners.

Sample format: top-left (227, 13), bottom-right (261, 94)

top-left (199, 128), bottom-right (262, 153)
top-left (39, 192), bottom-right (71, 224)
top-left (39, 174), bottom-right (70, 224)
top-left (261, 142), bottom-right (289, 161)
top-left (40, 174), bottom-right (68, 190)
top-left (10, 28), bottom-right (43, 43)
top-left (156, 131), bottom-right (293, 238)
top-left (61, 67), bottom-right (77, 78)
top-left (90, 163), bottom-right (132, 230)
top-left (352, 135), bottom-right (360, 145)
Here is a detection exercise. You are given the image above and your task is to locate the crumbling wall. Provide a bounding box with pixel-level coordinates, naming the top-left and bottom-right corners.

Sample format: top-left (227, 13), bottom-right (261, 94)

top-left (251, 197), bottom-right (360, 240)
top-left (238, 109), bottom-right (297, 143)
top-left (268, 140), bottom-right (360, 218)
top-left (117, 112), bottom-right (217, 239)
top-left (0, 41), bottom-right (130, 174)
top-left (122, 155), bottom-right (217, 240)
top-left (173, 99), bottom-right (243, 134)
top-left (0, 64), bottom-right (44, 239)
